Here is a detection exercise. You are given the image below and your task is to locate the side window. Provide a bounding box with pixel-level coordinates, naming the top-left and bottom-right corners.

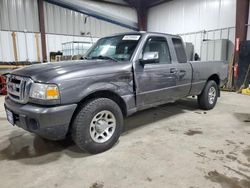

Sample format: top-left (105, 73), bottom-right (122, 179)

top-left (143, 37), bottom-right (171, 64)
top-left (172, 38), bottom-right (187, 63)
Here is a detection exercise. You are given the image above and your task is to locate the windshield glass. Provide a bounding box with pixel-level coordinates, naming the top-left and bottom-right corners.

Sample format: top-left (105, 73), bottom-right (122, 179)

top-left (85, 34), bottom-right (141, 61)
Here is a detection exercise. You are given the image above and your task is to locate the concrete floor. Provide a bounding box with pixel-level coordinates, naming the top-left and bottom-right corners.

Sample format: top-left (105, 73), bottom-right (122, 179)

top-left (0, 92), bottom-right (249, 188)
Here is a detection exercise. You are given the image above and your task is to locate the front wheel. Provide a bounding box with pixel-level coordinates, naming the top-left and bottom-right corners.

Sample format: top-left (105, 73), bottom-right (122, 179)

top-left (71, 98), bottom-right (124, 154)
top-left (198, 80), bottom-right (218, 110)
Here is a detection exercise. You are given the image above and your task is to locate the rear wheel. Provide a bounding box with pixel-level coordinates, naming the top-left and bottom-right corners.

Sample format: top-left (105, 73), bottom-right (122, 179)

top-left (198, 80), bottom-right (218, 110)
top-left (71, 98), bottom-right (123, 154)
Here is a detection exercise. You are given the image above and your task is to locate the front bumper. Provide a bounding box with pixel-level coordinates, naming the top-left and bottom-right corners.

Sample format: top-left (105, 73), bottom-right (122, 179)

top-left (4, 97), bottom-right (77, 140)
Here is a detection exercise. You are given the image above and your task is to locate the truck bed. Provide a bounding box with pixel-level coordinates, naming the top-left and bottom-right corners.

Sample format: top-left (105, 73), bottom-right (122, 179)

top-left (189, 61), bottom-right (228, 96)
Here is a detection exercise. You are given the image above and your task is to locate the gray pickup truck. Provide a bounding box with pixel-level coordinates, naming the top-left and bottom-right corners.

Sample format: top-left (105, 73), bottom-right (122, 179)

top-left (5, 32), bottom-right (227, 153)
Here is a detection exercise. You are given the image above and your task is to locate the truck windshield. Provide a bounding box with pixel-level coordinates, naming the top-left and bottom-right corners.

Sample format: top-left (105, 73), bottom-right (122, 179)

top-left (85, 34), bottom-right (141, 61)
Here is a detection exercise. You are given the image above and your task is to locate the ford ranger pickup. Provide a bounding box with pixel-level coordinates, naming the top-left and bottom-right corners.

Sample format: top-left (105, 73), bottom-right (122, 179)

top-left (4, 32), bottom-right (228, 153)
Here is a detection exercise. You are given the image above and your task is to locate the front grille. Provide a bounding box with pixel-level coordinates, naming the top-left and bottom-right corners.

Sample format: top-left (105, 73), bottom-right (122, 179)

top-left (7, 75), bottom-right (33, 104)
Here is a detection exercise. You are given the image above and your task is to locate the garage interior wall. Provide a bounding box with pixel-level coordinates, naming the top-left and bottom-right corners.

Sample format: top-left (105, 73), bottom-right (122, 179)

top-left (44, 2), bottom-right (134, 37)
top-left (44, 1), bottom-right (134, 58)
top-left (148, 0), bottom-right (237, 56)
top-left (0, 0), bottom-right (136, 62)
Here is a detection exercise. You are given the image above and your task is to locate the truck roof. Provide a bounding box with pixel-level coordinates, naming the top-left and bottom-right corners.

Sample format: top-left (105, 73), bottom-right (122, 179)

top-left (107, 31), bottom-right (181, 38)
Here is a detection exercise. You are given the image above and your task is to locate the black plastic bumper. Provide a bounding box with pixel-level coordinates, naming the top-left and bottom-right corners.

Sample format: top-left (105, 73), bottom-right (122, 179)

top-left (4, 97), bottom-right (77, 140)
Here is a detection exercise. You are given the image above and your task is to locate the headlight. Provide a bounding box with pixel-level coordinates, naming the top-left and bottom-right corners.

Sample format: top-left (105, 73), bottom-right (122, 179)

top-left (29, 83), bottom-right (60, 100)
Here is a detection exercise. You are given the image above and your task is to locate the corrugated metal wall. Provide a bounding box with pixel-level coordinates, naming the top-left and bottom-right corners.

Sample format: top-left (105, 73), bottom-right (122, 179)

top-left (0, 0), bottom-right (39, 32)
top-left (0, 31), bottom-right (42, 62)
top-left (45, 34), bottom-right (99, 58)
top-left (43, 2), bottom-right (133, 57)
top-left (0, 0), bottom-right (135, 62)
top-left (78, 0), bottom-right (136, 24)
top-left (148, 0), bottom-right (237, 55)
top-left (44, 2), bottom-right (132, 37)
top-left (148, 0), bottom-right (236, 34)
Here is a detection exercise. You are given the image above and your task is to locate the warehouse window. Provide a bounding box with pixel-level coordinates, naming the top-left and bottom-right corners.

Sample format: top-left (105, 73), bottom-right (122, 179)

top-left (143, 37), bottom-right (171, 64)
top-left (172, 38), bottom-right (187, 63)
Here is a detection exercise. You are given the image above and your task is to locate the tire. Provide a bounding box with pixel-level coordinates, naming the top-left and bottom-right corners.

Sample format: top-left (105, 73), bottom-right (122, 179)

top-left (71, 98), bottom-right (124, 154)
top-left (198, 80), bottom-right (218, 110)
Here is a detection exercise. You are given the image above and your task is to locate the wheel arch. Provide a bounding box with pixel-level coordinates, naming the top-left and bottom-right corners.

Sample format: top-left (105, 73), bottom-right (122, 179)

top-left (207, 74), bottom-right (220, 85)
top-left (77, 90), bottom-right (127, 117)
top-left (207, 74), bottom-right (221, 97)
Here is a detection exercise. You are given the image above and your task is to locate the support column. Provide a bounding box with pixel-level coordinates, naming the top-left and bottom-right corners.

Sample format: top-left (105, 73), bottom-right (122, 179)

top-left (38, 0), bottom-right (47, 62)
top-left (11, 32), bottom-right (18, 63)
top-left (137, 1), bottom-right (147, 31)
top-left (234, 0), bottom-right (249, 87)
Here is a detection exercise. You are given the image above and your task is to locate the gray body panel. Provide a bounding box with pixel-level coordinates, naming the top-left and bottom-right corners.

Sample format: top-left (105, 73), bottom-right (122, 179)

top-left (189, 61), bottom-right (228, 96)
top-left (11, 60), bottom-right (136, 111)
top-left (5, 32), bottom-right (228, 140)
top-left (5, 97), bottom-right (77, 140)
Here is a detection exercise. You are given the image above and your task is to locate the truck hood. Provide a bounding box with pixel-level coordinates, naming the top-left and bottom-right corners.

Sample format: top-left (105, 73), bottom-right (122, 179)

top-left (11, 60), bottom-right (132, 83)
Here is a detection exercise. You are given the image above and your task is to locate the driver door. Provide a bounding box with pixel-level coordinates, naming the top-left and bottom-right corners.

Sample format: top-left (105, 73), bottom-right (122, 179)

top-left (134, 36), bottom-right (179, 109)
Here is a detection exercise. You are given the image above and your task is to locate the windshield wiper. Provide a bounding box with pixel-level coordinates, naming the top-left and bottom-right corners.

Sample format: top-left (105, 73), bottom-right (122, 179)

top-left (90, 55), bottom-right (118, 62)
top-left (80, 56), bottom-right (90, 60)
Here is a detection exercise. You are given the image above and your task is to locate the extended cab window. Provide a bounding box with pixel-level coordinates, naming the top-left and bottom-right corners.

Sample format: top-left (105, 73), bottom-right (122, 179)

top-left (143, 37), bottom-right (171, 64)
top-left (172, 38), bottom-right (187, 63)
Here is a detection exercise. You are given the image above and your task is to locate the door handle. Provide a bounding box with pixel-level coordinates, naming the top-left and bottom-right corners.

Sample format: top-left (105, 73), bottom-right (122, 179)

top-left (179, 70), bottom-right (186, 77)
top-left (170, 68), bottom-right (178, 74)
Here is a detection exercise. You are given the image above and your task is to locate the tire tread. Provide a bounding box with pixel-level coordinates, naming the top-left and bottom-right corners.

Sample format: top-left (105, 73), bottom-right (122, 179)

top-left (71, 98), bottom-right (123, 154)
top-left (198, 80), bottom-right (218, 110)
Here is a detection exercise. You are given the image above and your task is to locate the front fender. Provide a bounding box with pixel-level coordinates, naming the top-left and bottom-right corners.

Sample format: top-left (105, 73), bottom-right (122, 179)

top-left (77, 82), bottom-right (127, 102)
top-left (59, 72), bottom-right (134, 105)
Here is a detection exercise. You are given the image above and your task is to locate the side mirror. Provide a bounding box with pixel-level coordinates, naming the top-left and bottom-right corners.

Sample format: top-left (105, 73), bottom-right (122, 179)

top-left (140, 52), bottom-right (159, 64)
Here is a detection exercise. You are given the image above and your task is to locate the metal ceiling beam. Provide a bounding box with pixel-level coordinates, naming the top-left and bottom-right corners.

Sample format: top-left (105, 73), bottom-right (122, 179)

top-left (124, 0), bottom-right (169, 8)
top-left (45, 0), bottom-right (138, 30)
top-left (124, 0), bottom-right (169, 31)
top-left (145, 0), bottom-right (170, 8)
top-left (124, 0), bottom-right (146, 30)
top-left (90, 0), bottom-right (130, 7)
